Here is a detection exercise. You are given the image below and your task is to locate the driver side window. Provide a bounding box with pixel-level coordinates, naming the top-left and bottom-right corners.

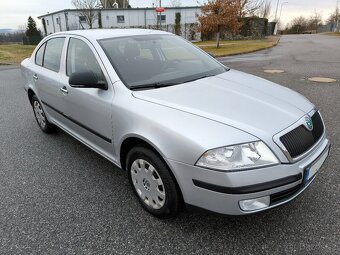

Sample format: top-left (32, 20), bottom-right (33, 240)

top-left (66, 38), bottom-right (104, 81)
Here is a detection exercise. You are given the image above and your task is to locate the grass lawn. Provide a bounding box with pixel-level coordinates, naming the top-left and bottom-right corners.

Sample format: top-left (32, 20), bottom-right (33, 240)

top-left (0, 44), bottom-right (35, 65)
top-left (0, 37), bottom-right (280, 65)
top-left (323, 32), bottom-right (340, 36)
top-left (194, 37), bottom-right (280, 57)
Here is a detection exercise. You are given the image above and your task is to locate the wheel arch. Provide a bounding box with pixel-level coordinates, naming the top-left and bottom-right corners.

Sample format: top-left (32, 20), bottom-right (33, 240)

top-left (119, 135), bottom-right (167, 171)
top-left (119, 135), bottom-right (185, 206)
top-left (27, 88), bottom-right (36, 105)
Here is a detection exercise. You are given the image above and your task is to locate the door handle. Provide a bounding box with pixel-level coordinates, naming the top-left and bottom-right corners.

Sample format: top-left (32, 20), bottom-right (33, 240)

top-left (60, 87), bottom-right (68, 94)
top-left (33, 74), bottom-right (38, 80)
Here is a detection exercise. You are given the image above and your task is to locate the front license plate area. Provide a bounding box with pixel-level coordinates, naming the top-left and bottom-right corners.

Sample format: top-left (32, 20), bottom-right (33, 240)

top-left (304, 146), bottom-right (329, 184)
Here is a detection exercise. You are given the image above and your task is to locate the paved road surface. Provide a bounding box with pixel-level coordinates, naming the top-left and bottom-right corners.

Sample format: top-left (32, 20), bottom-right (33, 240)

top-left (0, 35), bottom-right (339, 254)
top-left (220, 34), bottom-right (340, 79)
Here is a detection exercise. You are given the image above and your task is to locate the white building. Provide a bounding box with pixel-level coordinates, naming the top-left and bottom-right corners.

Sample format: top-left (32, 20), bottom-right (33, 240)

top-left (38, 7), bottom-right (201, 40)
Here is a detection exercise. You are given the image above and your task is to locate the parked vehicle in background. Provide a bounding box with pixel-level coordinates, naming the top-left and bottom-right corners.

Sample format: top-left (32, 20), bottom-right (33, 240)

top-left (21, 29), bottom-right (330, 218)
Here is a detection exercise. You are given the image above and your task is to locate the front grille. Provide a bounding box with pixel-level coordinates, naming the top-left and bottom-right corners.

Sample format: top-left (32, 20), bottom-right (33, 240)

top-left (270, 184), bottom-right (302, 205)
top-left (280, 112), bottom-right (324, 158)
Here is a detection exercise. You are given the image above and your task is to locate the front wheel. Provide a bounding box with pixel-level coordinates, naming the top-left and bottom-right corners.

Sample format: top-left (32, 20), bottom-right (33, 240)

top-left (126, 146), bottom-right (182, 218)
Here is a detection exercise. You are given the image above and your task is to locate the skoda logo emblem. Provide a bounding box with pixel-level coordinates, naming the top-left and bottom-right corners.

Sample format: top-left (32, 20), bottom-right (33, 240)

top-left (305, 116), bottom-right (313, 131)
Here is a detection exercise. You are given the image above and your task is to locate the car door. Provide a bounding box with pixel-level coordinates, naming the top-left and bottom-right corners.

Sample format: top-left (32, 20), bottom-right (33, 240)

top-left (33, 37), bottom-right (67, 123)
top-left (59, 36), bottom-right (115, 160)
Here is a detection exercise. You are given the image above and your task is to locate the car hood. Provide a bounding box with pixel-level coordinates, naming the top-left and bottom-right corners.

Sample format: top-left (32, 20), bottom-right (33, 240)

top-left (132, 69), bottom-right (314, 138)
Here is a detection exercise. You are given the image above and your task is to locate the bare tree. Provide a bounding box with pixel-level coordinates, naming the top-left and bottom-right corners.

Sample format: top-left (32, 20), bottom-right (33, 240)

top-left (237, 0), bottom-right (265, 17)
top-left (169, 0), bottom-right (181, 7)
top-left (72, 0), bottom-right (99, 29)
top-left (327, 12), bottom-right (337, 24)
top-left (337, 3), bottom-right (340, 32)
top-left (0, 31), bottom-right (26, 43)
top-left (257, 0), bottom-right (271, 19)
top-left (326, 7), bottom-right (339, 32)
top-left (307, 11), bottom-right (323, 32)
top-left (284, 12), bottom-right (323, 34)
top-left (286, 16), bottom-right (308, 34)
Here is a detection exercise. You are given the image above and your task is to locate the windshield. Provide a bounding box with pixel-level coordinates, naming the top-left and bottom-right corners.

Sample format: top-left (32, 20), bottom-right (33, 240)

top-left (99, 34), bottom-right (227, 89)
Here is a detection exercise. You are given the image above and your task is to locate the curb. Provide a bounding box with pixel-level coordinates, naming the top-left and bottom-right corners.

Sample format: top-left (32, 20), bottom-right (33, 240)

top-left (211, 36), bottom-right (281, 58)
top-left (0, 65), bottom-right (20, 71)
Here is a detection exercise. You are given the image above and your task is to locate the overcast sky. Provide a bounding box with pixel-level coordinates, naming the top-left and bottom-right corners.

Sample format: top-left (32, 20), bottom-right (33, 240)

top-left (0, 0), bottom-right (337, 29)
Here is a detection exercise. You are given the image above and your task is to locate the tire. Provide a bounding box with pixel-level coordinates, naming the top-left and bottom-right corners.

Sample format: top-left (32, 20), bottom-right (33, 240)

top-left (126, 146), bottom-right (182, 218)
top-left (31, 95), bottom-right (57, 133)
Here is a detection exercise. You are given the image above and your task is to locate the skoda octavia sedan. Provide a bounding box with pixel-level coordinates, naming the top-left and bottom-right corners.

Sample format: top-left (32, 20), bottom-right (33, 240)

top-left (21, 29), bottom-right (330, 218)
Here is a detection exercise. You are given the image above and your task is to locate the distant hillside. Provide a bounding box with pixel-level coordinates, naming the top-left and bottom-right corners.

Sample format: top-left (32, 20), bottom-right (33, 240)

top-left (0, 29), bottom-right (17, 34)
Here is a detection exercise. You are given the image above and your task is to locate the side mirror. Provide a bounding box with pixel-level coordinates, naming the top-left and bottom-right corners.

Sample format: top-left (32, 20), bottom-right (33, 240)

top-left (69, 71), bottom-right (108, 90)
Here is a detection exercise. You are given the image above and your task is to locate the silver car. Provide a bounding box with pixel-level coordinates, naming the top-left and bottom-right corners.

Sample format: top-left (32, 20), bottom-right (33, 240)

top-left (21, 29), bottom-right (330, 218)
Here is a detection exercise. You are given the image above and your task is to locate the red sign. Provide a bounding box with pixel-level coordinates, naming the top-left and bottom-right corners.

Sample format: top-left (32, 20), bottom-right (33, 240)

top-left (155, 7), bottom-right (165, 12)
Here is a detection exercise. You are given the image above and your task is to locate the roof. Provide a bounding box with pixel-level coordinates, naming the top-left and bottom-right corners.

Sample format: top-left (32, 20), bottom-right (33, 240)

top-left (38, 6), bottom-right (200, 19)
top-left (47, 28), bottom-right (171, 40)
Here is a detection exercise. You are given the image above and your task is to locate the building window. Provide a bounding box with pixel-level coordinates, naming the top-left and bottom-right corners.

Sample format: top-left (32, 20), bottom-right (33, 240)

top-left (56, 17), bottom-right (60, 25)
top-left (79, 16), bottom-right (86, 23)
top-left (46, 20), bottom-right (49, 26)
top-left (157, 15), bottom-right (166, 23)
top-left (117, 15), bottom-right (125, 23)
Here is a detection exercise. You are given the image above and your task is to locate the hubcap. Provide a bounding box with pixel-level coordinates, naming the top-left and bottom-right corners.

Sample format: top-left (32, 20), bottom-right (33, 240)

top-left (33, 101), bottom-right (46, 129)
top-left (130, 159), bottom-right (166, 210)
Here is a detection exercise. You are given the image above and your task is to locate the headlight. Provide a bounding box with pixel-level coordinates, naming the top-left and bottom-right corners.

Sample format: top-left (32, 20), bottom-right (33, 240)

top-left (196, 141), bottom-right (279, 171)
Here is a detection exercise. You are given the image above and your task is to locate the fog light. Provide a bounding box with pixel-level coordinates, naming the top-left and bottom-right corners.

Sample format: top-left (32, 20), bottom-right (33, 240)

top-left (239, 196), bottom-right (270, 212)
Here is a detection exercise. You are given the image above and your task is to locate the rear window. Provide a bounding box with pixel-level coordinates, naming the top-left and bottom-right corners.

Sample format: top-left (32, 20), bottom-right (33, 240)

top-left (35, 43), bottom-right (46, 66)
top-left (43, 38), bottom-right (65, 72)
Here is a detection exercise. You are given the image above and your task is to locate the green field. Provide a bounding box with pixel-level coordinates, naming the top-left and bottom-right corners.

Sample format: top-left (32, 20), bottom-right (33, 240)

top-left (194, 37), bottom-right (280, 57)
top-left (0, 44), bottom-right (35, 65)
top-left (323, 32), bottom-right (340, 36)
top-left (0, 37), bottom-right (279, 65)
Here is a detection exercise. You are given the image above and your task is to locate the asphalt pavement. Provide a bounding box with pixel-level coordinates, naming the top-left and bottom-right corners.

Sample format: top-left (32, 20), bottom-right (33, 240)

top-left (0, 34), bottom-right (339, 254)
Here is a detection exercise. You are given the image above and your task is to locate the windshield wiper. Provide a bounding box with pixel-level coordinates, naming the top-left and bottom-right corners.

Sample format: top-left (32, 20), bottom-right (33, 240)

top-left (129, 68), bottom-right (230, 90)
top-left (182, 68), bottom-right (230, 84)
top-left (183, 74), bottom-right (216, 84)
top-left (129, 82), bottom-right (178, 90)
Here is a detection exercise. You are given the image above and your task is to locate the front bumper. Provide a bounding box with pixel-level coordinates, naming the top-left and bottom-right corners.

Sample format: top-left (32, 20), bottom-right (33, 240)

top-left (166, 137), bottom-right (330, 215)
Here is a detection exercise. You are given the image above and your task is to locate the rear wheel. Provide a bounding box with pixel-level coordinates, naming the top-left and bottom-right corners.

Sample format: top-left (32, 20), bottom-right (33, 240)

top-left (31, 95), bottom-right (56, 133)
top-left (126, 146), bottom-right (182, 218)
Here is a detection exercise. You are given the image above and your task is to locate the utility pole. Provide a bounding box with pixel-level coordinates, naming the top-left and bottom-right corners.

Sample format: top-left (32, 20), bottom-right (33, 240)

top-left (273, 0), bottom-right (280, 35)
top-left (278, 2), bottom-right (288, 33)
top-left (336, 0), bottom-right (339, 32)
top-left (274, 0), bottom-right (280, 21)
top-left (158, 0), bottom-right (162, 30)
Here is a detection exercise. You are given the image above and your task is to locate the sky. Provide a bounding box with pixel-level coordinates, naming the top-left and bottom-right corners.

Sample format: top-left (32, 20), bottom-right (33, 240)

top-left (0, 0), bottom-right (338, 29)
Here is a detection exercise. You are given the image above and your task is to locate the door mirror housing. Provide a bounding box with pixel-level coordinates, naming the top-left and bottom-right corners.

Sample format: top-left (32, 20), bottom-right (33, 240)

top-left (69, 71), bottom-right (108, 90)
